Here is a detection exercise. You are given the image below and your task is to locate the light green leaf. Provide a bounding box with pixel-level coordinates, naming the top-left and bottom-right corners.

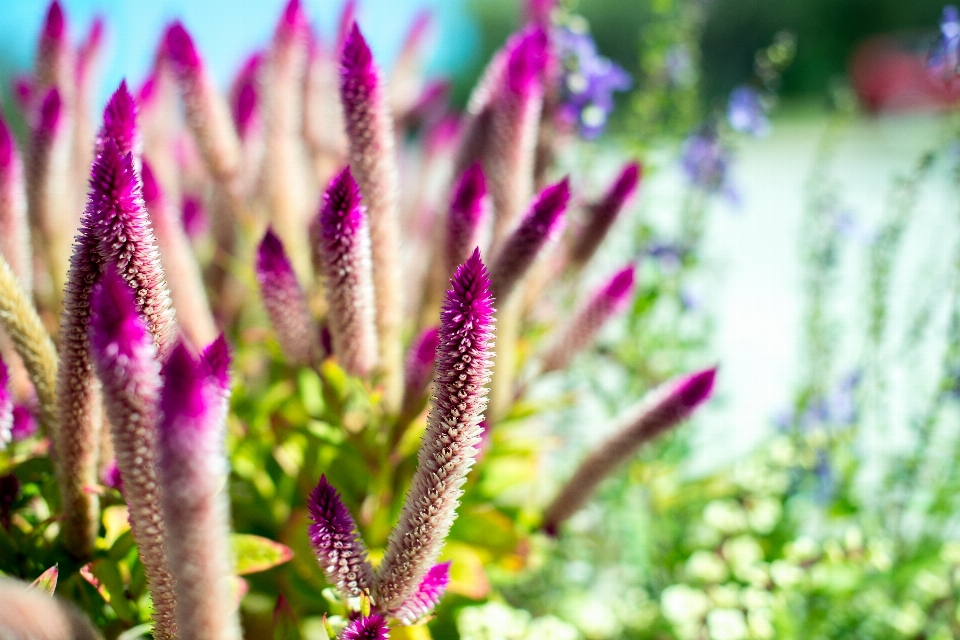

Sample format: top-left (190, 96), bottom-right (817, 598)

top-left (232, 534), bottom-right (294, 575)
top-left (28, 565), bottom-right (58, 595)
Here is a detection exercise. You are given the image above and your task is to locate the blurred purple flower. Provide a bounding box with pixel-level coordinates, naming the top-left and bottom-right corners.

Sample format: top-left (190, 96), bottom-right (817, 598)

top-left (928, 5), bottom-right (960, 83)
top-left (680, 126), bottom-right (736, 198)
top-left (644, 241), bottom-right (686, 271)
top-left (555, 26), bottom-right (631, 139)
top-left (726, 86), bottom-right (769, 136)
top-left (11, 406), bottom-right (38, 441)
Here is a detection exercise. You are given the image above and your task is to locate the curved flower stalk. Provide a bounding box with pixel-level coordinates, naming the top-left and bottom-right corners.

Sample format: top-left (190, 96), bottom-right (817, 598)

top-left (391, 561), bottom-right (450, 625)
top-left (0, 114), bottom-right (32, 295)
top-left (541, 367), bottom-right (717, 535)
top-left (157, 341), bottom-right (241, 640)
top-left (375, 249), bottom-right (495, 615)
top-left (87, 270), bottom-right (178, 640)
top-left (340, 24), bottom-right (404, 410)
top-left (390, 10), bottom-right (433, 118)
top-left (397, 326), bottom-right (440, 430)
top-left (0, 356), bottom-right (11, 448)
top-left (142, 159), bottom-right (218, 347)
top-left (260, 0), bottom-right (314, 281)
top-left (256, 228), bottom-right (323, 368)
top-left (306, 475), bottom-right (375, 597)
top-left (488, 177), bottom-right (569, 304)
top-left (311, 168), bottom-right (378, 376)
top-left (27, 87), bottom-right (74, 299)
top-left (568, 161), bottom-right (641, 269)
top-left (541, 264), bottom-right (636, 372)
top-left (0, 577), bottom-right (102, 640)
top-left (341, 614), bottom-right (390, 640)
top-left (485, 27), bottom-right (547, 247)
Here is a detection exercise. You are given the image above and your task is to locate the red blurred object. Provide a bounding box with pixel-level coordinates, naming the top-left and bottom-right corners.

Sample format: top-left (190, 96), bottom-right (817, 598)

top-left (850, 35), bottom-right (960, 113)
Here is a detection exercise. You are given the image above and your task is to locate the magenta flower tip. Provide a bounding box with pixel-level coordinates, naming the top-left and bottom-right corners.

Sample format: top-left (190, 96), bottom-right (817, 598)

top-left (159, 342), bottom-right (209, 426)
top-left (38, 88), bottom-right (62, 135)
top-left (89, 268), bottom-right (150, 361)
top-left (11, 406), bottom-right (38, 441)
top-left (101, 461), bottom-right (122, 492)
top-left (232, 53), bottom-right (262, 135)
top-left (321, 167), bottom-right (365, 237)
top-left (610, 161), bottom-right (642, 207)
top-left (406, 9), bottom-right (433, 48)
top-left (88, 138), bottom-right (139, 218)
top-left (256, 228), bottom-right (296, 281)
top-left (341, 23), bottom-right (375, 83)
top-left (454, 248), bottom-right (495, 317)
top-left (13, 76), bottom-right (34, 110)
top-left (200, 335), bottom-right (231, 392)
top-left (140, 159), bottom-right (160, 204)
top-left (605, 265), bottom-right (636, 302)
top-left (181, 194), bottom-right (208, 239)
top-left (533, 176), bottom-right (570, 230)
top-left (0, 358), bottom-right (10, 444)
top-left (506, 27), bottom-right (547, 94)
top-left (99, 80), bottom-right (139, 155)
top-left (452, 163), bottom-right (487, 219)
top-left (393, 561), bottom-right (451, 623)
top-left (164, 21), bottom-right (201, 71)
top-left (279, 0), bottom-right (307, 31)
top-left (0, 114), bottom-right (12, 168)
top-left (307, 475), bottom-right (373, 597)
top-left (413, 327), bottom-right (440, 367)
top-left (137, 74), bottom-right (157, 106)
top-left (675, 367), bottom-right (717, 409)
top-left (43, 1), bottom-right (66, 41)
top-left (341, 615), bottom-right (390, 640)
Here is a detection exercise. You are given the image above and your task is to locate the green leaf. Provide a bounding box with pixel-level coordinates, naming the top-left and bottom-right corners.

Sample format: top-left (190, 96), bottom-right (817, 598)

top-left (28, 565), bottom-right (58, 595)
top-left (232, 534), bottom-right (294, 575)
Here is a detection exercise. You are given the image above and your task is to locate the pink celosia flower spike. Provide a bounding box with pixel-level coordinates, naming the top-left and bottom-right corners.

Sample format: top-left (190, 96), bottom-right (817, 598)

top-left (256, 228), bottom-right (323, 368)
top-left (485, 27), bottom-right (547, 247)
top-left (340, 23), bottom-right (405, 410)
top-left (97, 80), bottom-right (142, 165)
top-left (201, 334), bottom-right (231, 399)
top-left (311, 168), bottom-right (378, 376)
top-left (568, 161), bottom-right (642, 268)
top-left (392, 561), bottom-right (451, 625)
top-left (87, 268), bottom-right (178, 640)
top-left (445, 163), bottom-right (489, 280)
top-left (306, 474), bottom-right (375, 597)
top-left (72, 17), bottom-right (106, 205)
top-left (541, 264), bottom-right (636, 372)
top-left (375, 249), bottom-right (495, 615)
top-left (230, 53), bottom-right (265, 193)
top-left (390, 10), bottom-right (433, 117)
top-left (0, 113), bottom-right (31, 296)
top-left (157, 341), bottom-right (242, 640)
top-left (33, 1), bottom-right (73, 106)
top-left (0, 356), bottom-right (12, 448)
top-left (141, 159), bottom-right (218, 347)
top-left (396, 326), bottom-right (440, 430)
top-left (341, 614), bottom-right (390, 640)
top-left (488, 177), bottom-right (570, 304)
top-left (541, 368), bottom-right (717, 536)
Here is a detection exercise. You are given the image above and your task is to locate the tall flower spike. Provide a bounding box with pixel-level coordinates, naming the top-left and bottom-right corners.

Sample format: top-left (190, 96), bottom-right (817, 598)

top-left (142, 159), bottom-right (218, 347)
top-left (397, 326), bottom-right (440, 430)
top-left (541, 368), bottom-right (717, 535)
top-left (445, 163), bottom-right (489, 279)
top-left (485, 27), bottom-right (546, 247)
top-left (73, 17), bottom-right (106, 206)
top-left (97, 80), bottom-right (142, 164)
top-left (568, 162), bottom-right (641, 268)
top-left (0, 356), bottom-right (12, 448)
top-left (230, 53), bottom-right (265, 194)
top-left (88, 269), bottom-right (178, 640)
top-left (33, 1), bottom-right (73, 105)
top-left (541, 264), bottom-right (636, 373)
top-left (341, 614), bottom-right (390, 640)
top-left (390, 10), bottom-right (433, 117)
top-left (306, 475), bottom-right (375, 597)
top-left (157, 341), bottom-right (242, 640)
top-left (392, 562), bottom-right (451, 625)
top-left (340, 24), bottom-right (405, 410)
top-left (312, 168), bottom-right (378, 377)
top-left (488, 177), bottom-right (570, 304)
top-left (375, 249), bottom-right (495, 615)
top-left (0, 113), bottom-right (32, 295)
top-left (256, 228), bottom-right (323, 367)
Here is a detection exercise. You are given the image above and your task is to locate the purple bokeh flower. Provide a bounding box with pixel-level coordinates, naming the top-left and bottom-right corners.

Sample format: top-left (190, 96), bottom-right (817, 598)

top-left (727, 85), bottom-right (769, 136)
top-left (306, 474), bottom-right (374, 598)
top-left (11, 406), bottom-right (38, 441)
top-left (680, 126), bottom-right (735, 198)
top-left (555, 25), bottom-right (631, 139)
top-left (341, 614), bottom-right (390, 640)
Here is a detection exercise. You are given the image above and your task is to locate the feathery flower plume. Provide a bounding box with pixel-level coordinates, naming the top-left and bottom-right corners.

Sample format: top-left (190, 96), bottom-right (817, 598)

top-left (488, 177), bottom-right (569, 303)
top-left (0, 357), bottom-right (11, 448)
top-left (87, 269), bottom-right (177, 640)
top-left (445, 163), bottom-right (489, 279)
top-left (157, 341), bottom-right (241, 640)
top-left (0, 254), bottom-right (57, 434)
top-left (306, 475), bottom-right (375, 597)
top-left (27, 87), bottom-right (73, 298)
top-left (256, 228), bottom-right (322, 367)
top-left (541, 264), bottom-right (636, 372)
top-left (0, 577), bottom-right (102, 640)
top-left (541, 368), bottom-right (717, 535)
top-left (568, 162), bottom-right (641, 268)
top-left (341, 614), bottom-right (390, 640)
top-left (375, 249), bottom-right (495, 614)
top-left (486, 27), bottom-right (547, 246)
top-left (390, 10), bottom-right (433, 117)
top-left (311, 169), bottom-right (378, 376)
top-left (33, 2), bottom-right (73, 105)
top-left (397, 326), bottom-right (440, 430)
top-left (142, 159), bottom-right (218, 347)
top-left (0, 114), bottom-right (32, 295)
top-left (163, 22), bottom-right (242, 184)
top-left (96, 80), bottom-right (142, 165)
top-left (391, 562), bottom-right (451, 625)
top-left (340, 24), bottom-right (404, 409)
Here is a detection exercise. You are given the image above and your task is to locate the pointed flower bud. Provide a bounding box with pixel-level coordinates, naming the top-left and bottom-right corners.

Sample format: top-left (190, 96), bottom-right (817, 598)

top-left (311, 168), bottom-right (378, 376)
top-left (541, 265), bottom-right (636, 372)
top-left (307, 475), bottom-right (375, 598)
top-left (201, 334), bottom-right (231, 397)
top-left (397, 326), bottom-right (440, 426)
top-left (157, 341), bottom-right (242, 640)
top-left (0, 114), bottom-right (31, 295)
top-left (34, 1), bottom-right (73, 105)
top-left (88, 269), bottom-right (178, 640)
top-left (445, 164), bottom-right (488, 279)
top-left (489, 177), bottom-right (569, 303)
top-left (230, 53), bottom-right (263, 140)
top-left (0, 356), bottom-right (12, 448)
top-left (541, 368), bottom-right (717, 535)
top-left (256, 228), bottom-right (322, 367)
top-left (392, 562), bottom-right (451, 625)
top-left (341, 614), bottom-right (390, 640)
top-left (97, 80), bottom-right (142, 160)
top-left (375, 249), bottom-right (495, 615)
top-left (340, 24), bottom-right (404, 408)
top-left (569, 162), bottom-right (641, 268)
